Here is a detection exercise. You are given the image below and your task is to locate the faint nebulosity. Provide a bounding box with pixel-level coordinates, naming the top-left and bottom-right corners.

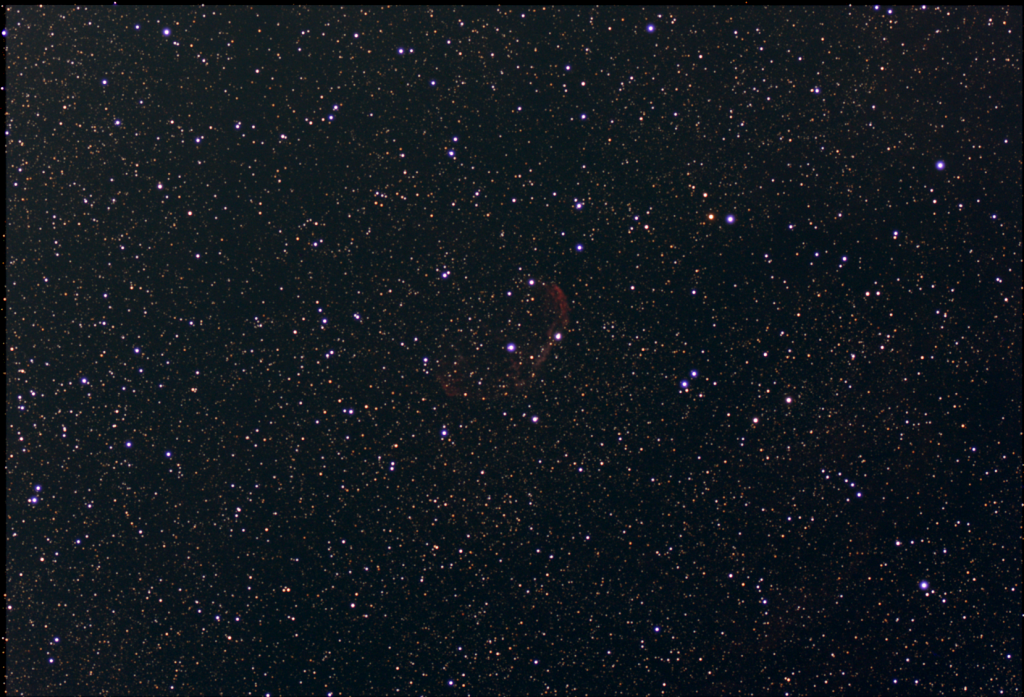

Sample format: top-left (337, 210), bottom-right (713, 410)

top-left (432, 277), bottom-right (569, 399)
top-left (6, 6), bottom-right (1021, 696)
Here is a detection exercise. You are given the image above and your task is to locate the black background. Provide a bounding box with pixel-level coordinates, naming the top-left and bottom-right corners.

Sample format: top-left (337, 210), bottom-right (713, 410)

top-left (7, 7), bottom-right (1021, 695)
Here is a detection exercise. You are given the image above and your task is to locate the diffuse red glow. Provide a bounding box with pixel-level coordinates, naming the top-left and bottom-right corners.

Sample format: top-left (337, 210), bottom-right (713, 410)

top-left (434, 280), bottom-right (569, 399)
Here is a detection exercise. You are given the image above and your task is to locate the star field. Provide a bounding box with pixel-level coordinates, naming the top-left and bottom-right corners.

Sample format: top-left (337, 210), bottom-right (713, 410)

top-left (6, 7), bottom-right (1022, 696)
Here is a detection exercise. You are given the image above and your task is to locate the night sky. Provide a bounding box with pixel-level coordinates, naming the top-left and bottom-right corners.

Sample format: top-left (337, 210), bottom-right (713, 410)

top-left (6, 7), bottom-right (1022, 696)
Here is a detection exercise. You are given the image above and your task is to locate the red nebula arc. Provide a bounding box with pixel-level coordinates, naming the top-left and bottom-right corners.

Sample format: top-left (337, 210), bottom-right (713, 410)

top-left (434, 280), bottom-right (570, 399)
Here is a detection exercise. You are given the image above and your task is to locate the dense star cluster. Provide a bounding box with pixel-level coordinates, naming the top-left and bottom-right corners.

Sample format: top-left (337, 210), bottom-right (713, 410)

top-left (7, 7), bottom-right (1021, 696)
